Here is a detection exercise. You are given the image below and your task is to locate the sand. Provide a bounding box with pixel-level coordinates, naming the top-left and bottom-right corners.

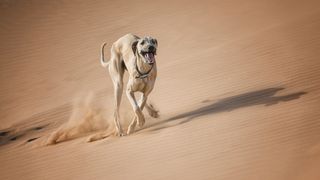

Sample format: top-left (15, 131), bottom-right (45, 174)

top-left (1, 0), bottom-right (320, 179)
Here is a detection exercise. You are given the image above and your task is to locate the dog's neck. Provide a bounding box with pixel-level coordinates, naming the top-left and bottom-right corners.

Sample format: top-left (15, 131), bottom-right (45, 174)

top-left (135, 55), bottom-right (154, 78)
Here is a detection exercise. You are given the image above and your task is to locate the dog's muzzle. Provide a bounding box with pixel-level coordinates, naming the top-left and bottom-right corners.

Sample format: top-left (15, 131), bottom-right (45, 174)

top-left (141, 46), bottom-right (156, 64)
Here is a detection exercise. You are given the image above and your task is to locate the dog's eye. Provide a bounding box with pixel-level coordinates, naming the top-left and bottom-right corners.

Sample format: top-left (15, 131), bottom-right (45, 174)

top-left (140, 40), bottom-right (145, 45)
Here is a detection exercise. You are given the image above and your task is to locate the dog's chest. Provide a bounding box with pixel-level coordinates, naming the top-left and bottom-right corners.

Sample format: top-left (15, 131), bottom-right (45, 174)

top-left (129, 77), bottom-right (153, 92)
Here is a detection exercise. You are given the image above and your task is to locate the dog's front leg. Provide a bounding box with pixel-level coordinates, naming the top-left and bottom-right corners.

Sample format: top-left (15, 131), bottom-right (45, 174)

top-left (127, 94), bottom-right (148, 134)
top-left (126, 90), bottom-right (145, 129)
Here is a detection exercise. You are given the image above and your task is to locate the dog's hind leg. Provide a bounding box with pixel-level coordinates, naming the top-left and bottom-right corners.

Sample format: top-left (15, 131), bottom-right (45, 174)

top-left (109, 53), bottom-right (125, 136)
top-left (113, 83), bottom-right (124, 136)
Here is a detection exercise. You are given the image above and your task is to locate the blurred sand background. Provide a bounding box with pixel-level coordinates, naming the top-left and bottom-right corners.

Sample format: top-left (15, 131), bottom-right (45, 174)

top-left (0, 0), bottom-right (320, 179)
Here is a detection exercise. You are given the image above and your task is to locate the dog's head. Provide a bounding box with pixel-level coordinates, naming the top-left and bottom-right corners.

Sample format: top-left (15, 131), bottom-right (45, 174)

top-left (132, 36), bottom-right (158, 64)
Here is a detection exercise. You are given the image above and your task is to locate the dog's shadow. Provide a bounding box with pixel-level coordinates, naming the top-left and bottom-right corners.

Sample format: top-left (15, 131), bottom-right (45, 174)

top-left (141, 87), bottom-right (306, 132)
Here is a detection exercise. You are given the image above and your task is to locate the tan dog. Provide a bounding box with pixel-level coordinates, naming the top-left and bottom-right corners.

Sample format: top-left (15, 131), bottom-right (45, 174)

top-left (100, 34), bottom-right (159, 136)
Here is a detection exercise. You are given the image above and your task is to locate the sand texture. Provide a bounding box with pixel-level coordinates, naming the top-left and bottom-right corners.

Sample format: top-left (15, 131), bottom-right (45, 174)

top-left (1, 0), bottom-right (320, 179)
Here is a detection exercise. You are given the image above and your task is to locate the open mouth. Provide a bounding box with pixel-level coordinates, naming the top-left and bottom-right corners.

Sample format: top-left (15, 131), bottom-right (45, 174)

top-left (141, 51), bottom-right (156, 64)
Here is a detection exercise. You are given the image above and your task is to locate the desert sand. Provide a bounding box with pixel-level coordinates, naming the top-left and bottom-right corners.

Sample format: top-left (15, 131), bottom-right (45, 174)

top-left (1, 0), bottom-right (320, 179)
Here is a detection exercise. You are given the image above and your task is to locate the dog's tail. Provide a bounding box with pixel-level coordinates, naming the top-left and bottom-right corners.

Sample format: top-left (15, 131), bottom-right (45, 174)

top-left (100, 42), bottom-right (110, 67)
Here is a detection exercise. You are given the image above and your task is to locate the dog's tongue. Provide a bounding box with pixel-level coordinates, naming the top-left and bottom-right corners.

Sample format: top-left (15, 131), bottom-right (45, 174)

top-left (145, 53), bottom-right (155, 63)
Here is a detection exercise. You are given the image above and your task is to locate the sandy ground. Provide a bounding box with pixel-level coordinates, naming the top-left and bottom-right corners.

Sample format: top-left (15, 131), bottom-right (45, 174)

top-left (1, 0), bottom-right (320, 179)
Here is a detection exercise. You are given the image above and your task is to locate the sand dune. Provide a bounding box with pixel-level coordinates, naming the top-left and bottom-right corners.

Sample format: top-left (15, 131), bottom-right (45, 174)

top-left (1, 0), bottom-right (320, 179)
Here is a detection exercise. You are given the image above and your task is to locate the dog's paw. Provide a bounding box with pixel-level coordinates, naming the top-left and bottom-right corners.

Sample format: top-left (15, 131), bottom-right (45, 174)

top-left (146, 104), bottom-right (159, 118)
top-left (115, 131), bottom-right (125, 137)
top-left (149, 109), bottom-right (159, 118)
top-left (137, 116), bottom-right (145, 127)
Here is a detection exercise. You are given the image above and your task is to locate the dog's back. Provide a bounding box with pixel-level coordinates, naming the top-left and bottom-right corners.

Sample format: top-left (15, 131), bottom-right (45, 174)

top-left (113, 33), bottom-right (140, 58)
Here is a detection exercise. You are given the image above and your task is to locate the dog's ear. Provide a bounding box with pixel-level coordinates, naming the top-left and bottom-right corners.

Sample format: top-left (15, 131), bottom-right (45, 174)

top-left (132, 40), bottom-right (138, 54)
top-left (153, 38), bottom-right (158, 46)
top-left (153, 38), bottom-right (158, 55)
